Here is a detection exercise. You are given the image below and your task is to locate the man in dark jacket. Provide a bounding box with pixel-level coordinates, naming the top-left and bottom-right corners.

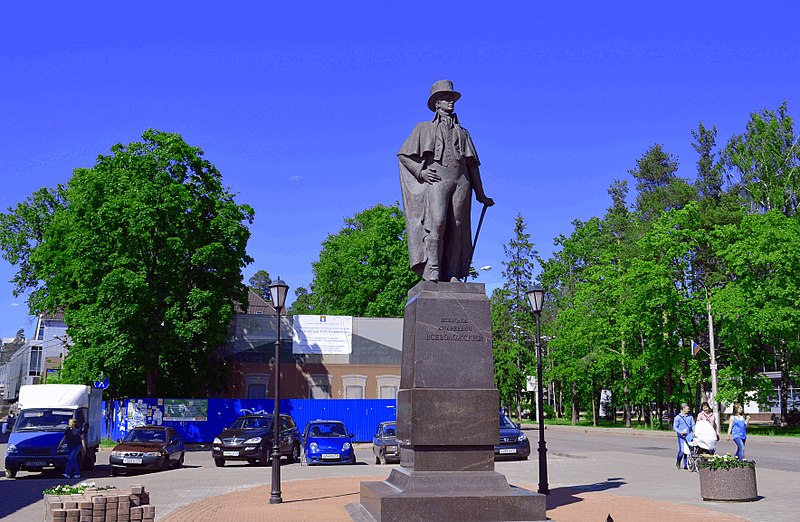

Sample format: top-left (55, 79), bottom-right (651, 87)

top-left (398, 80), bottom-right (494, 282)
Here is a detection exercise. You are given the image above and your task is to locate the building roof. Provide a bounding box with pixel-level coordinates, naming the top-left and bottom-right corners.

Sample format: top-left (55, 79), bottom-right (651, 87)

top-left (236, 288), bottom-right (284, 316)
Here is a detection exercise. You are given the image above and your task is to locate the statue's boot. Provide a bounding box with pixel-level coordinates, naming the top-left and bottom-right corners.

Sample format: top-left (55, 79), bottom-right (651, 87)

top-left (426, 237), bottom-right (441, 282)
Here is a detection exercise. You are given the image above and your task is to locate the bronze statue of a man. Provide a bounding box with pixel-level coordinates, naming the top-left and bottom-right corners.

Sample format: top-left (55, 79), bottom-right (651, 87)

top-left (398, 80), bottom-right (494, 282)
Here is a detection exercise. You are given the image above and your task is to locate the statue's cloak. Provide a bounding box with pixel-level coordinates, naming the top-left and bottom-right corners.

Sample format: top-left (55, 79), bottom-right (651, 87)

top-left (397, 119), bottom-right (480, 278)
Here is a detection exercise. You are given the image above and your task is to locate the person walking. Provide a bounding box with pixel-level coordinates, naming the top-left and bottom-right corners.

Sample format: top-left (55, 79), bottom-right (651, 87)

top-left (697, 401), bottom-right (717, 432)
top-left (672, 403), bottom-right (695, 469)
top-left (726, 404), bottom-right (750, 461)
top-left (58, 418), bottom-right (86, 479)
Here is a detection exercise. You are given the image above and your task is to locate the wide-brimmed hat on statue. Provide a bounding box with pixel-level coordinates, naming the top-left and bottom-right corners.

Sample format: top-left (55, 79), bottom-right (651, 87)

top-left (427, 79), bottom-right (461, 111)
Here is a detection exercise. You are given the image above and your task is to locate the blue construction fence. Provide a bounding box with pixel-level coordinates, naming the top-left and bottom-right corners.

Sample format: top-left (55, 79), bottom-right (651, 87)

top-left (101, 398), bottom-right (396, 443)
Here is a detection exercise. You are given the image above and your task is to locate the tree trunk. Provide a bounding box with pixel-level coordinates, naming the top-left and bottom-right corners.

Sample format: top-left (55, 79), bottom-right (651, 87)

top-left (145, 355), bottom-right (158, 398)
top-left (621, 339), bottom-right (631, 428)
top-left (571, 380), bottom-right (579, 425)
top-left (778, 343), bottom-right (790, 426)
top-left (665, 371), bottom-right (674, 422)
top-left (591, 390), bottom-right (598, 427)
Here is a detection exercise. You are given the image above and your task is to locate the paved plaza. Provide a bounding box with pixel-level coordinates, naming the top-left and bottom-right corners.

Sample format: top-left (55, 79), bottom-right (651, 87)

top-left (2, 425), bottom-right (798, 521)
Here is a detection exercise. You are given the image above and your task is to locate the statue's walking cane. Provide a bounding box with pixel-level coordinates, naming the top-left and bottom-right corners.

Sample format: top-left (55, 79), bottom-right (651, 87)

top-left (464, 203), bottom-right (489, 282)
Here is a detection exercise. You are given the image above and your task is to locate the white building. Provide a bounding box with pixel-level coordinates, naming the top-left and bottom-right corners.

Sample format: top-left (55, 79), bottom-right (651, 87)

top-left (1, 312), bottom-right (68, 400)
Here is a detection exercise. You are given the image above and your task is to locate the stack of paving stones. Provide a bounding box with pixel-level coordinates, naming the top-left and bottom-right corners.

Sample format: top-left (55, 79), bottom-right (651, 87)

top-left (44, 485), bottom-right (155, 522)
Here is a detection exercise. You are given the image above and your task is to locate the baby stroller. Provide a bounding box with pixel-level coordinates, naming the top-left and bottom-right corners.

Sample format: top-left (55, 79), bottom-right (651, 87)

top-left (686, 419), bottom-right (717, 472)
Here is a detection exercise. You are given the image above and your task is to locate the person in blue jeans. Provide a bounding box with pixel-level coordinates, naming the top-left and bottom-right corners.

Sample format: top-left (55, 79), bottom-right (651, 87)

top-left (726, 404), bottom-right (750, 461)
top-left (672, 403), bottom-right (695, 469)
top-left (58, 419), bottom-right (85, 479)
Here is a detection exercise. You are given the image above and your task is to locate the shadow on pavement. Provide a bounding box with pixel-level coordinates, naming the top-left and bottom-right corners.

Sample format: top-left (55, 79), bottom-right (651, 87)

top-left (0, 467), bottom-right (106, 520)
top-left (546, 479), bottom-right (626, 510)
top-left (284, 490), bottom-right (360, 504)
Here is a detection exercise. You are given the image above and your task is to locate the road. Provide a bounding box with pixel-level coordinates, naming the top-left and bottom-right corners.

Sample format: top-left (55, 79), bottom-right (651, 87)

top-left (1, 427), bottom-right (798, 521)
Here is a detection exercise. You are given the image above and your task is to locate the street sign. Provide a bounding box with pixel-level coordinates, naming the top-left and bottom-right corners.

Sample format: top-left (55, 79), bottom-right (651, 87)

top-left (94, 378), bottom-right (110, 390)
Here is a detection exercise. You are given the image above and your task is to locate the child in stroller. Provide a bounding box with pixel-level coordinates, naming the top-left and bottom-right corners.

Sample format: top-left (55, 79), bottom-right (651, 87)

top-left (686, 419), bottom-right (718, 472)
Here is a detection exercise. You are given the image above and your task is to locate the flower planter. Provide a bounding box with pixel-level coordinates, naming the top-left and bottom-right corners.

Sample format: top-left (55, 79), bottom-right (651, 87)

top-left (699, 464), bottom-right (758, 501)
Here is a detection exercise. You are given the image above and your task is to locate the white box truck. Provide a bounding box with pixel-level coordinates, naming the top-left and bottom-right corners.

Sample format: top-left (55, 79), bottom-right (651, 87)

top-left (4, 384), bottom-right (102, 478)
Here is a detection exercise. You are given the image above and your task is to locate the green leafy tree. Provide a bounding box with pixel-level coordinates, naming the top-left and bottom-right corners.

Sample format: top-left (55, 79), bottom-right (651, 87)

top-left (248, 269), bottom-right (273, 301)
top-left (713, 211), bottom-right (800, 423)
top-left (494, 214), bottom-right (539, 421)
top-left (0, 186), bottom-right (66, 298)
top-left (724, 102), bottom-right (799, 216)
top-left (629, 144), bottom-right (695, 221)
top-left (308, 203), bottom-right (420, 317)
top-left (289, 286), bottom-right (313, 315)
top-left (0, 130), bottom-right (254, 398)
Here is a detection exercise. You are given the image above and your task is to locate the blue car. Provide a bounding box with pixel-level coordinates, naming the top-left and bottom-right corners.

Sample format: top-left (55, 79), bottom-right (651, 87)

top-left (301, 420), bottom-right (356, 465)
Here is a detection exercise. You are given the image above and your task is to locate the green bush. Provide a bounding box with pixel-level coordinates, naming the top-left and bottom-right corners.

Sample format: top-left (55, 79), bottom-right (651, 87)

top-left (697, 453), bottom-right (755, 470)
top-left (43, 483), bottom-right (116, 495)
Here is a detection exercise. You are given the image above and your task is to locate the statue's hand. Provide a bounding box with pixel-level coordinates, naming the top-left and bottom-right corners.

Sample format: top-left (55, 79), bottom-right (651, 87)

top-left (477, 195), bottom-right (495, 207)
top-left (419, 167), bottom-right (440, 184)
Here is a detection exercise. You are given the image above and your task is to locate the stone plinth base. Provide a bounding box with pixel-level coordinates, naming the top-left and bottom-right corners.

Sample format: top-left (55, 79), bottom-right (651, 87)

top-left (699, 465), bottom-right (758, 501)
top-left (358, 467), bottom-right (546, 522)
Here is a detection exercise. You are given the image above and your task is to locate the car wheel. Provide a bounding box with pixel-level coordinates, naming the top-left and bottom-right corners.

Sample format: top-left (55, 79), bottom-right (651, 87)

top-left (214, 457), bottom-right (225, 467)
top-left (111, 467), bottom-right (119, 477)
top-left (5, 468), bottom-right (17, 478)
top-left (288, 443), bottom-right (300, 464)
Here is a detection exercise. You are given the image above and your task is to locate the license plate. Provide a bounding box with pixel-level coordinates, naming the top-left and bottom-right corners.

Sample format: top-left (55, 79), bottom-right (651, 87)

top-left (26, 460), bottom-right (47, 467)
top-left (123, 457), bottom-right (143, 464)
top-left (499, 448), bottom-right (517, 454)
top-left (223, 451), bottom-right (239, 457)
top-left (321, 453), bottom-right (340, 459)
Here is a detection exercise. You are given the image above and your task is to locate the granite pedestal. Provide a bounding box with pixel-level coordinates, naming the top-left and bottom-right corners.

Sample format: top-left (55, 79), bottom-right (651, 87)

top-left (358, 282), bottom-right (546, 521)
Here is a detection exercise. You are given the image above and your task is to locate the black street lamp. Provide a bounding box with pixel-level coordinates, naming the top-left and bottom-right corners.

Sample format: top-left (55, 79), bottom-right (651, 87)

top-left (268, 277), bottom-right (289, 505)
top-left (525, 286), bottom-right (549, 495)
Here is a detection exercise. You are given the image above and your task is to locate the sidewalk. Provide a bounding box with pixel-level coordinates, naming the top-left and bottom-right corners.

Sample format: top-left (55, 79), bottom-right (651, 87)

top-left (159, 475), bottom-right (746, 522)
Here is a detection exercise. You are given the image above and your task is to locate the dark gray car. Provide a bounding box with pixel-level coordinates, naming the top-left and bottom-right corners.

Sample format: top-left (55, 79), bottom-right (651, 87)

top-left (211, 414), bottom-right (300, 467)
top-left (372, 421), bottom-right (399, 465)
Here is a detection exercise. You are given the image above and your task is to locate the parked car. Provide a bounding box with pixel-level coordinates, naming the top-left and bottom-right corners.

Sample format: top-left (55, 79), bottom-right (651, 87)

top-left (211, 414), bottom-right (300, 467)
top-left (301, 420), bottom-right (356, 465)
top-left (109, 425), bottom-right (185, 475)
top-left (372, 421), bottom-right (399, 465)
top-left (494, 413), bottom-right (530, 460)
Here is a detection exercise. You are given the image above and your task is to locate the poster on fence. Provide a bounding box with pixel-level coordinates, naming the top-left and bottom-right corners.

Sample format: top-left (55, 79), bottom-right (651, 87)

top-left (164, 399), bottom-right (208, 421)
top-left (292, 315), bottom-right (353, 354)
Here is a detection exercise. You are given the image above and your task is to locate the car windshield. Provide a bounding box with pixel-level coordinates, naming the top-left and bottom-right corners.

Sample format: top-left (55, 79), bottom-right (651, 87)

top-left (499, 415), bottom-right (517, 429)
top-left (307, 422), bottom-right (348, 437)
top-left (13, 409), bottom-right (73, 432)
top-left (230, 417), bottom-right (271, 430)
top-left (383, 426), bottom-right (396, 437)
top-left (124, 429), bottom-right (167, 443)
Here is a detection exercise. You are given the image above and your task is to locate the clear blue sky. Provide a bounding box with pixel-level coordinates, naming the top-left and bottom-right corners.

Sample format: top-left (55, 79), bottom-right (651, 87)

top-left (2, 3), bottom-right (799, 338)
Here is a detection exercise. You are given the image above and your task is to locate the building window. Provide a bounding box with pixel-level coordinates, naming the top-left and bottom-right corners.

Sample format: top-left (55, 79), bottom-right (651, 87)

top-left (245, 374), bottom-right (269, 399)
top-left (29, 346), bottom-right (42, 377)
top-left (342, 374), bottom-right (367, 399)
top-left (308, 374), bottom-right (331, 399)
top-left (376, 375), bottom-right (400, 399)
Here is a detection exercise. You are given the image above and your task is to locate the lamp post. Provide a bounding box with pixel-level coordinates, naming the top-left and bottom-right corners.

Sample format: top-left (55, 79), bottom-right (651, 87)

top-left (525, 286), bottom-right (549, 495)
top-left (268, 277), bottom-right (289, 505)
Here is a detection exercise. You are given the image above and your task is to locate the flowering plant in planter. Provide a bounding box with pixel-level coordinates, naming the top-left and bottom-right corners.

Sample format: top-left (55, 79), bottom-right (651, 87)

top-left (697, 453), bottom-right (755, 470)
top-left (43, 482), bottom-right (116, 495)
